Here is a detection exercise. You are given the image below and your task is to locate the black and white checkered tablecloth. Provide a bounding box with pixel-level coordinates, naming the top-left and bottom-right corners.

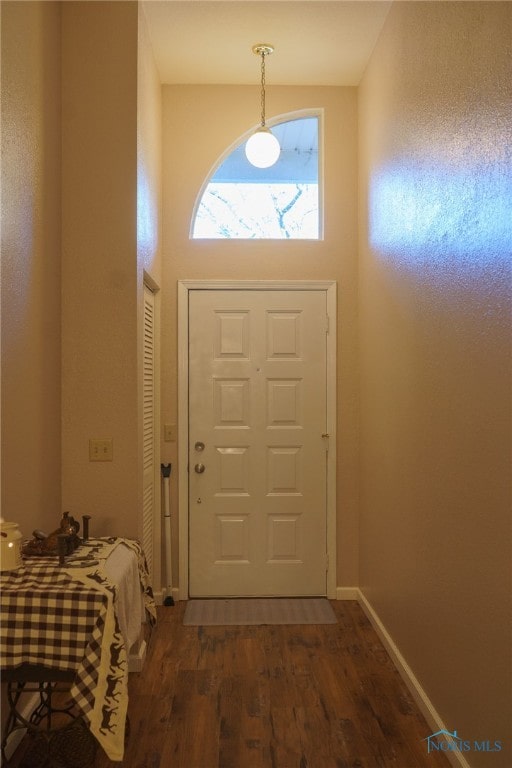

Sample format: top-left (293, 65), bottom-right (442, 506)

top-left (0, 537), bottom-right (156, 761)
top-left (1, 565), bottom-right (106, 669)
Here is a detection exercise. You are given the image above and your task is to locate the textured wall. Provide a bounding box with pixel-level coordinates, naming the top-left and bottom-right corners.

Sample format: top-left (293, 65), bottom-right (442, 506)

top-left (1, 2), bottom-right (62, 535)
top-left (161, 85), bottom-right (360, 589)
top-left (359, 2), bottom-right (511, 763)
top-left (61, 1), bottom-right (140, 538)
top-left (137, 5), bottom-right (162, 282)
top-left (1, 0), bottom-right (162, 581)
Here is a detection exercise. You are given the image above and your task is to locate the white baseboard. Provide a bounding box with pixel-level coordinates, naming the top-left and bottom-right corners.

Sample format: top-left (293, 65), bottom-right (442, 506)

top-left (153, 589), bottom-right (164, 605)
top-left (128, 638), bottom-right (147, 673)
top-left (355, 589), bottom-right (471, 768)
top-left (155, 587), bottom-right (180, 605)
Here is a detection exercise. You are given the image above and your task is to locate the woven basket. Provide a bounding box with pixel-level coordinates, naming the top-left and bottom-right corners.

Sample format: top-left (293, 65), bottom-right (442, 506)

top-left (20, 718), bottom-right (97, 768)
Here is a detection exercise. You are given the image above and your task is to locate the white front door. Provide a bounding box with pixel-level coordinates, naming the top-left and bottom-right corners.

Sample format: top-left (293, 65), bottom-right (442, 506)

top-left (188, 289), bottom-right (328, 597)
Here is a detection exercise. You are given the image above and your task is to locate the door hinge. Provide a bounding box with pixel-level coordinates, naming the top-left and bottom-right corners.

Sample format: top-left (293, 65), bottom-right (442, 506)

top-left (325, 553), bottom-right (329, 572)
top-left (325, 315), bottom-right (330, 334)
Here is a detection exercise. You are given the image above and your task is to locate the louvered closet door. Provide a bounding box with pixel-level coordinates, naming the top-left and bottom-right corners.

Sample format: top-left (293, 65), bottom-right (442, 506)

top-left (142, 285), bottom-right (156, 579)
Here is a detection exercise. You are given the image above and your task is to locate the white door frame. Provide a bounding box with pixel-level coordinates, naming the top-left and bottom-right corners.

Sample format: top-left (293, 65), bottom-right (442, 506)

top-left (177, 279), bottom-right (337, 599)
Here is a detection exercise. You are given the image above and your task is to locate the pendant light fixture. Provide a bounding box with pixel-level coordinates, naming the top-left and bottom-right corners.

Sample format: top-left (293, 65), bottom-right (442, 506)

top-left (245, 44), bottom-right (281, 169)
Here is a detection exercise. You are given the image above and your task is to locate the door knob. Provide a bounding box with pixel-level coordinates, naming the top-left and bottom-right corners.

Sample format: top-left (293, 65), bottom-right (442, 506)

top-left (194, 463), bottom-right (206, 474)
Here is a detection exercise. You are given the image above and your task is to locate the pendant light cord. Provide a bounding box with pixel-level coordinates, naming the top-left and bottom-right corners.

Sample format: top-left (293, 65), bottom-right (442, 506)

top-left (260, 51), bottom-right (267, 128)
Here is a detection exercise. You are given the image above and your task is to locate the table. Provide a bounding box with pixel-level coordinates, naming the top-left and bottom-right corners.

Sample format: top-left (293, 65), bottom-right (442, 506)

top-left (0, 537), bottom-right (156, 764)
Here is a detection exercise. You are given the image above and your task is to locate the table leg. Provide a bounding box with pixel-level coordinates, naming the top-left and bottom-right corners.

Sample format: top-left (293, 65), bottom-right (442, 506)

top-left (1, 679), bottom-right (98, 768)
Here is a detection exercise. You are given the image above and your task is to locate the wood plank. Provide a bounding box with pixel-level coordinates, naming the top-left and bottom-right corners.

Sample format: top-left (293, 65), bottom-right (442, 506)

top-left (9, 601), bottom-right (452, 768)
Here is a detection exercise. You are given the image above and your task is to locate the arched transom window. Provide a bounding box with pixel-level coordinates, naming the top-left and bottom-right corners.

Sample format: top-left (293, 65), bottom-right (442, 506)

top-left (191, 114), bottom-right (320, 240)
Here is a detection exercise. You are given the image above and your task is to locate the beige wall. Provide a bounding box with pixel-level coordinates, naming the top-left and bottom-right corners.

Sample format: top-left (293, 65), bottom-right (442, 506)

top-left (1, 1), bottom-right (62, 535)
top-left (61, 1), bottom-right (142, 539)
top-left (358, 2), bottom-right (511, 764)
top-left (1, 0), bottom-right (162, 545)
top-left (160, 84), bottom-right (360, 589)
top-left (137, 4), bottom-right (162, 284)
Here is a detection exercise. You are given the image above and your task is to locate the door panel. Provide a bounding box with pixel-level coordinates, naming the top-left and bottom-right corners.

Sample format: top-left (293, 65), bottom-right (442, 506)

top-left (189, 290), bottom-right (327, 597)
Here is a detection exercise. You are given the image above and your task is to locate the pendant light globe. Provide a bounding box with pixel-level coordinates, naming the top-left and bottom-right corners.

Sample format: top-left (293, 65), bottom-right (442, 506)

top-left (245, 126), bottom-right (281, 168)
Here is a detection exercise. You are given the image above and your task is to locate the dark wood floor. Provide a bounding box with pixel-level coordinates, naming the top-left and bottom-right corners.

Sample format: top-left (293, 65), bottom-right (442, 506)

top-left (12, 600), bottom-right (451, 768)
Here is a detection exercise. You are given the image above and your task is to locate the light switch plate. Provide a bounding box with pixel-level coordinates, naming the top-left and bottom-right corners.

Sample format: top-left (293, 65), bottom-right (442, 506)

top-left (89, 438), bottom-right (113, 461)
